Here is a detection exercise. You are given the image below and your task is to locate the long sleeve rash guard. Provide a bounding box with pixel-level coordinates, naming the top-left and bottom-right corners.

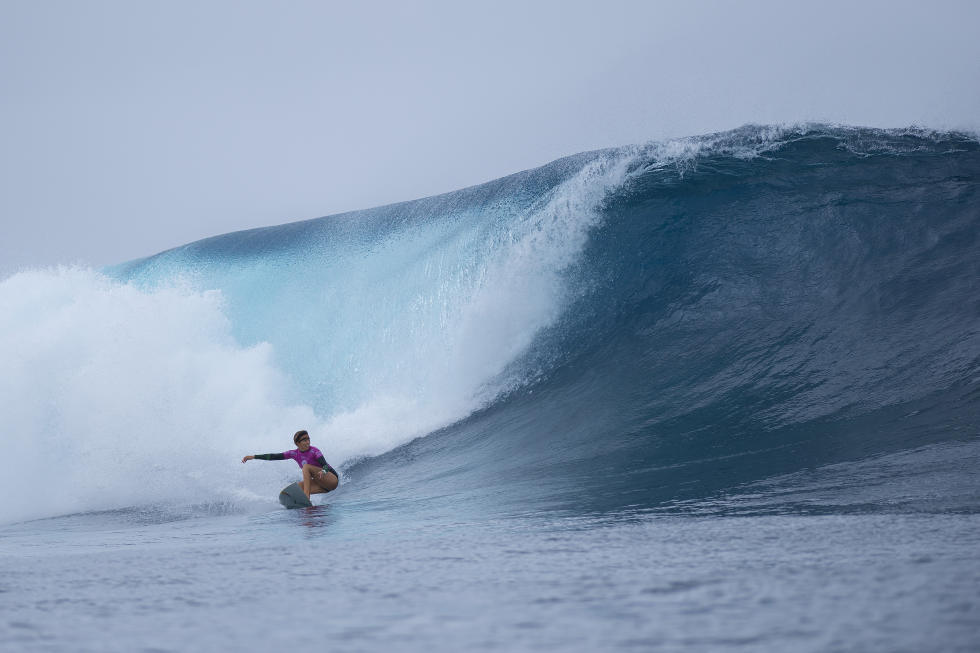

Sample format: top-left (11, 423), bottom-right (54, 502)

top-left (254, 446), bottom-right (338, 477)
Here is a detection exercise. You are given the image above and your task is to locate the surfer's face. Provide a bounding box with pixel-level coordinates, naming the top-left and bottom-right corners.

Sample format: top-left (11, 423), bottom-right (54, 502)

top-left (296, 435), bottom-right (311, 451)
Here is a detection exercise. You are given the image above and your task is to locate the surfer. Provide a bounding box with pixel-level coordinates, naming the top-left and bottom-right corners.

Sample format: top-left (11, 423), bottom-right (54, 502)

top-left (242, 430), bottom-right (339, 499)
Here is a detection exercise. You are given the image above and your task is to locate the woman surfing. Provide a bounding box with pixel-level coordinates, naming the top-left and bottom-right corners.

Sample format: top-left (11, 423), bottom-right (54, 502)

top-left (242, 430), bottom-right (339, 499)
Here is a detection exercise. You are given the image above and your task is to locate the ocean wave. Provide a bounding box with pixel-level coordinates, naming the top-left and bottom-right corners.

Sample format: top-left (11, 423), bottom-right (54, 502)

top-left (3, 124), bottom-right (978, 522)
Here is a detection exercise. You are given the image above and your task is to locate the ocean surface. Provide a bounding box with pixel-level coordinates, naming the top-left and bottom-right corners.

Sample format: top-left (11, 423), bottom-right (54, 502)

top-left (1, 124), bottom-right (979, 652)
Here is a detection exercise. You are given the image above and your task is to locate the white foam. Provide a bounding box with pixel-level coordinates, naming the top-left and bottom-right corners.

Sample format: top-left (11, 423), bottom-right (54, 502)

top-left (0, 267), bottom-right (322, 523)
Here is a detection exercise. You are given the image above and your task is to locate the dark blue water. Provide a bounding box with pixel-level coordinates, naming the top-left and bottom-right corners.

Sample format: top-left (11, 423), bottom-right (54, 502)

top-left (1, 125), bottom-right (979, 651)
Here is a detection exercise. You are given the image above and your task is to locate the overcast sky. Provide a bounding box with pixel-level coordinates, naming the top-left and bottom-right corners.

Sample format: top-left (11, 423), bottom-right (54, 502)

top-left (2, 0), bottom-right (978, 276)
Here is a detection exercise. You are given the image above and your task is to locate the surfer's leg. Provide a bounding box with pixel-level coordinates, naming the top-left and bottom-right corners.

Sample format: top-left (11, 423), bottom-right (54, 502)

top-left (301, 464), bottom-right (316, 498)
top-left (300, 464), bottom-right (328, 497)
top-left (310, 469), bottom-right (339, 495)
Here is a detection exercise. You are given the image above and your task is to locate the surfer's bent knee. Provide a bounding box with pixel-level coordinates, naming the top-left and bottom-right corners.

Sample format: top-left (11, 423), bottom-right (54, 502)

top-left (314, 469), bottom-right (339, 492)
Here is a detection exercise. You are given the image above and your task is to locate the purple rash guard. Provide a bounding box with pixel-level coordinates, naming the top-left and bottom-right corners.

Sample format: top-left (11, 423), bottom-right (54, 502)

top-left (253, 446), bottom-right (338, 478)
top-left (283, 446), bottom-right (326, 469)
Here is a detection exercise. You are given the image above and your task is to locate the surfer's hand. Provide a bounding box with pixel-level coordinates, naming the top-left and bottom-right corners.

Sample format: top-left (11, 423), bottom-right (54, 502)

top-left (242, 455), bottom-right (254, 463)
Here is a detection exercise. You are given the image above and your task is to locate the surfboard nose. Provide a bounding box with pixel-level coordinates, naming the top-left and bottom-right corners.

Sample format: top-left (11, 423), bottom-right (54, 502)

top-left (279, 482), bottom-right (312, 509)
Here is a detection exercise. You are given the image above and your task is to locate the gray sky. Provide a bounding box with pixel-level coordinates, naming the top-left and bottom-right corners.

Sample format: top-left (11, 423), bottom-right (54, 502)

top-left (2, 0), bottom-right (978, 276)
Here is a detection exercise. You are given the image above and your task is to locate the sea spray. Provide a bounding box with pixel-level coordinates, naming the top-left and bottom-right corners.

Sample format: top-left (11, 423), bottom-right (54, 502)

top-left (0, 267), bottom-right (320, 522)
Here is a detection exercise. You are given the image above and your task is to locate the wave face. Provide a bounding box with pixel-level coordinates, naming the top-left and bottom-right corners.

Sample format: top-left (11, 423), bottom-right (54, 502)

top-left (2, 125), bottom-right (978, 523)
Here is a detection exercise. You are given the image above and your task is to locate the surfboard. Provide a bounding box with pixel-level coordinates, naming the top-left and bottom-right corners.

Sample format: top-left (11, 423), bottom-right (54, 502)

top-left (279, 482), bottom-right (313, 509)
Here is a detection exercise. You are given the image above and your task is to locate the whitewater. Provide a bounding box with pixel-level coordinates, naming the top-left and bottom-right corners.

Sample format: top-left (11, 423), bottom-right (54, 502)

top-left (1, 124), bottom-right (978, 652)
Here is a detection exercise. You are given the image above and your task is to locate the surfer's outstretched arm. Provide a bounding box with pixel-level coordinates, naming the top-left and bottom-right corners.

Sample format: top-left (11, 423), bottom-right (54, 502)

top-left (241, 453), bottom-right (286, 463)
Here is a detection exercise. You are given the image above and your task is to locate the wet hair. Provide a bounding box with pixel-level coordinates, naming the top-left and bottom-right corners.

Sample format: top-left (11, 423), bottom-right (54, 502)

top-left (293, 429), bottom-right (309, 444)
